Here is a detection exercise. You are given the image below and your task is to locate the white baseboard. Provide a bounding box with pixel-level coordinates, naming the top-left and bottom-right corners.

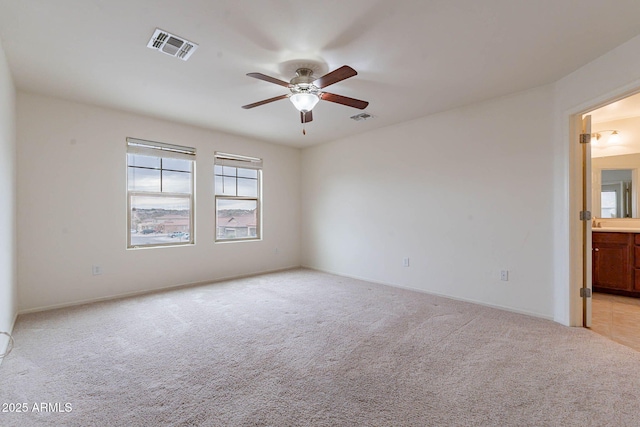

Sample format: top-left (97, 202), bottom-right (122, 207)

top-left (301, 264), bottom-right (555, 322)
top-left (18, 265), bottom-right (301, 315)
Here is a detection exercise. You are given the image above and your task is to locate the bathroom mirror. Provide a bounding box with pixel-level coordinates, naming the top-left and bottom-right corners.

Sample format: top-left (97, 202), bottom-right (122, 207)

top-left (592, 154), bottom-right (640, 218)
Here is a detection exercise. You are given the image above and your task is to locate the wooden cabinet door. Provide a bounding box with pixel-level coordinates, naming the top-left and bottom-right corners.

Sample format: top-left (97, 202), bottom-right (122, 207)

top-left (593, 233), bottom-right (633, 291)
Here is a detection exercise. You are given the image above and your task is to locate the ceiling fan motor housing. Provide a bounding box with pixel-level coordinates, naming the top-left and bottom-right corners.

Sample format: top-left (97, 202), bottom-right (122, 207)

top-left (290, 68), bottom-right (316, 86)
top-left (290, 68), bottom-right (319, 96)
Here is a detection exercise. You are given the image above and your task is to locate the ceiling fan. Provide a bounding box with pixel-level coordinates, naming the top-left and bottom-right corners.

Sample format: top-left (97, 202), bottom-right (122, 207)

top-left (241, 65), bottom-right (369, 131)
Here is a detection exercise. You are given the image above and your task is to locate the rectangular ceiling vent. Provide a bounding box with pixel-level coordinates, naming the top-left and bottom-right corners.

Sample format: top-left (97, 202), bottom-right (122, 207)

top-left (350, 112), bottom-right (374, 121)
top-left (147, 28), bottom-right (198, 61)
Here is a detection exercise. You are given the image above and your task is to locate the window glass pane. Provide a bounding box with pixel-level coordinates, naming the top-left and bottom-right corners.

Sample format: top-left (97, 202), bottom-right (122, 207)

top-left (214, 165), bottom-right (223, 175)
top-left (222, 166), bottom-right (237, 177)
top-left (128, 154), bottom-right (160, 169)
top-left (237, 177), bottom-right (258, 197)
top-left (216, 199), bottom-right (257, 240)
top-left (128, 167), bottom-right (161, 192)
top-left (222, 176), bottom-right (237, 196)
top-left (162, 170), bottom-right (191, 193)
top-left (215, 175), bottom-right (224, 194)
top-left (237, 168), bottom-right (257, 179)
top-left (162, 158), bottom-right (192, 172)
top-left (130, 195), bottom-right (191, 246)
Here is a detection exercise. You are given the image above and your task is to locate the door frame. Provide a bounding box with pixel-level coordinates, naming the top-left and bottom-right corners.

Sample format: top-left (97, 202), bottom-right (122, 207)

top-left (569, 88), bottom-right (640, 327)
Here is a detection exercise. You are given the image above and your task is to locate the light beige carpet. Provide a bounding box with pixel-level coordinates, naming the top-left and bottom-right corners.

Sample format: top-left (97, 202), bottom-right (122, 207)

top-left (1, 269), bottom-right (639, 426)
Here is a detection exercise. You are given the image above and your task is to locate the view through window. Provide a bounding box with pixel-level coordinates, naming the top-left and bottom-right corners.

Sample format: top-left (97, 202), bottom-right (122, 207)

top-left (127, 138), bottom-right (195, 248)
top-left (214, 152), bottom-right (262, 241)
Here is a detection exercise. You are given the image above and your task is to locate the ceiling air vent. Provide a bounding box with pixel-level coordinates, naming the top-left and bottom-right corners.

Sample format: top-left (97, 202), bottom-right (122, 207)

top-left (350, 112), bottom-right (374, 121)
top-left (147, 28), bottom-right (198, 61)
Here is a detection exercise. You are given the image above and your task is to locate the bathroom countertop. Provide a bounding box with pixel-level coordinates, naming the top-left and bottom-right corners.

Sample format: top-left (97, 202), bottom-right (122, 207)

top-left (593, 227), bottom-right (640, 233)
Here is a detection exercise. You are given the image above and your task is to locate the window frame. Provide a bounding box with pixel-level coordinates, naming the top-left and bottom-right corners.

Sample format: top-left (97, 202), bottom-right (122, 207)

top-left (127, 138), bottom-right (196, 249)
top-left (214, 152), bottom-right (262, 243)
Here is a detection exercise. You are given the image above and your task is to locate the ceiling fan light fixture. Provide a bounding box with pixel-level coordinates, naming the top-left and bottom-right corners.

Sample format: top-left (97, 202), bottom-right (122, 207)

top-left (290, 93), bottom-right (319, 112)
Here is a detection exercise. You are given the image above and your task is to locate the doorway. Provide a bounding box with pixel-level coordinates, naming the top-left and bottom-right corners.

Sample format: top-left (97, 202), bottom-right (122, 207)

top-left (582, 91), bottom-right (640, 350)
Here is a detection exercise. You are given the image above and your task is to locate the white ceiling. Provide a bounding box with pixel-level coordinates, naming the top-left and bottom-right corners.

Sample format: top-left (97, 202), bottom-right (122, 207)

top-left (589, 91), bottom-right (640, 158)
top-left (590, 92), bottom-right (640, 124)
top-left (2, 1), bottom-right (640, 148)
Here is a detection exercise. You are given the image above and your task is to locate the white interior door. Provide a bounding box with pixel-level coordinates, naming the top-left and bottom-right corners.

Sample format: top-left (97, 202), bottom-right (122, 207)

top-left (582, 115), bottom-right (592, 327)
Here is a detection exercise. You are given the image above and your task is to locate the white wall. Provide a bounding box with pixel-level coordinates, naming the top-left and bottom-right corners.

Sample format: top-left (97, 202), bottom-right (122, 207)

top-left (0, 40), bottom-right (17, 359)
top-left (302, 32), bottom-right (640, 326)
top-left (301, 85), bottom-right (556, 318)
top-left (17, 93), bottom-right (301, 312)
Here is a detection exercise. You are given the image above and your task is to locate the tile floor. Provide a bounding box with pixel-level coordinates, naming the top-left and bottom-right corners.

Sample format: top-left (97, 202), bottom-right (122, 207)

top-left (591, 292), bottom-right (640, 352)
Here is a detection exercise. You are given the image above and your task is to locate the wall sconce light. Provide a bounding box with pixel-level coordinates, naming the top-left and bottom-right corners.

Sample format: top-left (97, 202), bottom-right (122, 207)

top-left (591, 130), bottom-right (620, 145)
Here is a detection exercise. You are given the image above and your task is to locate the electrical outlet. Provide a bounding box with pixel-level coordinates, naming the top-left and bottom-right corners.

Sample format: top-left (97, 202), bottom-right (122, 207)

top-left (403, 258), bottom-right (410, 267)
top-left (500, 270), bottom-right (509, 281)
top-left (92, 265), bottom-right (102, 276)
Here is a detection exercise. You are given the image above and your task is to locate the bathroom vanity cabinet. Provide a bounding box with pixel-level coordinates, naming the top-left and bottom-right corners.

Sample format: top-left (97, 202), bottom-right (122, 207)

top-left (592, 231), bottom-right (640, 296)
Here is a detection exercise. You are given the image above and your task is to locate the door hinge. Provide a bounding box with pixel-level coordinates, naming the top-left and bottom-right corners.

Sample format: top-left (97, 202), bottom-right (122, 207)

top-left (580, 288), bottom-right (592, 298)
top-left (580, 133), bottom-right (591, 144)
top-left (580, 210), bottom-right (592, 221)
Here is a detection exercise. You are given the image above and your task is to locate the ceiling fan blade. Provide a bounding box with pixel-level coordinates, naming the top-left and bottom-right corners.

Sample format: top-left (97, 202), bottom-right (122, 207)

top-left (300, 110), bottom-right (313, 123)
top-left (313, 65), bottom-right (357, 89)
top-left (246, 72), bottom-right (291, 88)
top-left (242, 94), bottom-right (289, 109)
top-left (320, 92), bottom-right (369, 110)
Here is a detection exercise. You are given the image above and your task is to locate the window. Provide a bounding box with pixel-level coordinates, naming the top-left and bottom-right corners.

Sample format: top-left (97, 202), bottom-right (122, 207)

top-left (214, 152), bottom-right (262, 241)
top-left (127, 138), bottom-right (195, 248)
top-left (601, 188), bottom-right (618, 218)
